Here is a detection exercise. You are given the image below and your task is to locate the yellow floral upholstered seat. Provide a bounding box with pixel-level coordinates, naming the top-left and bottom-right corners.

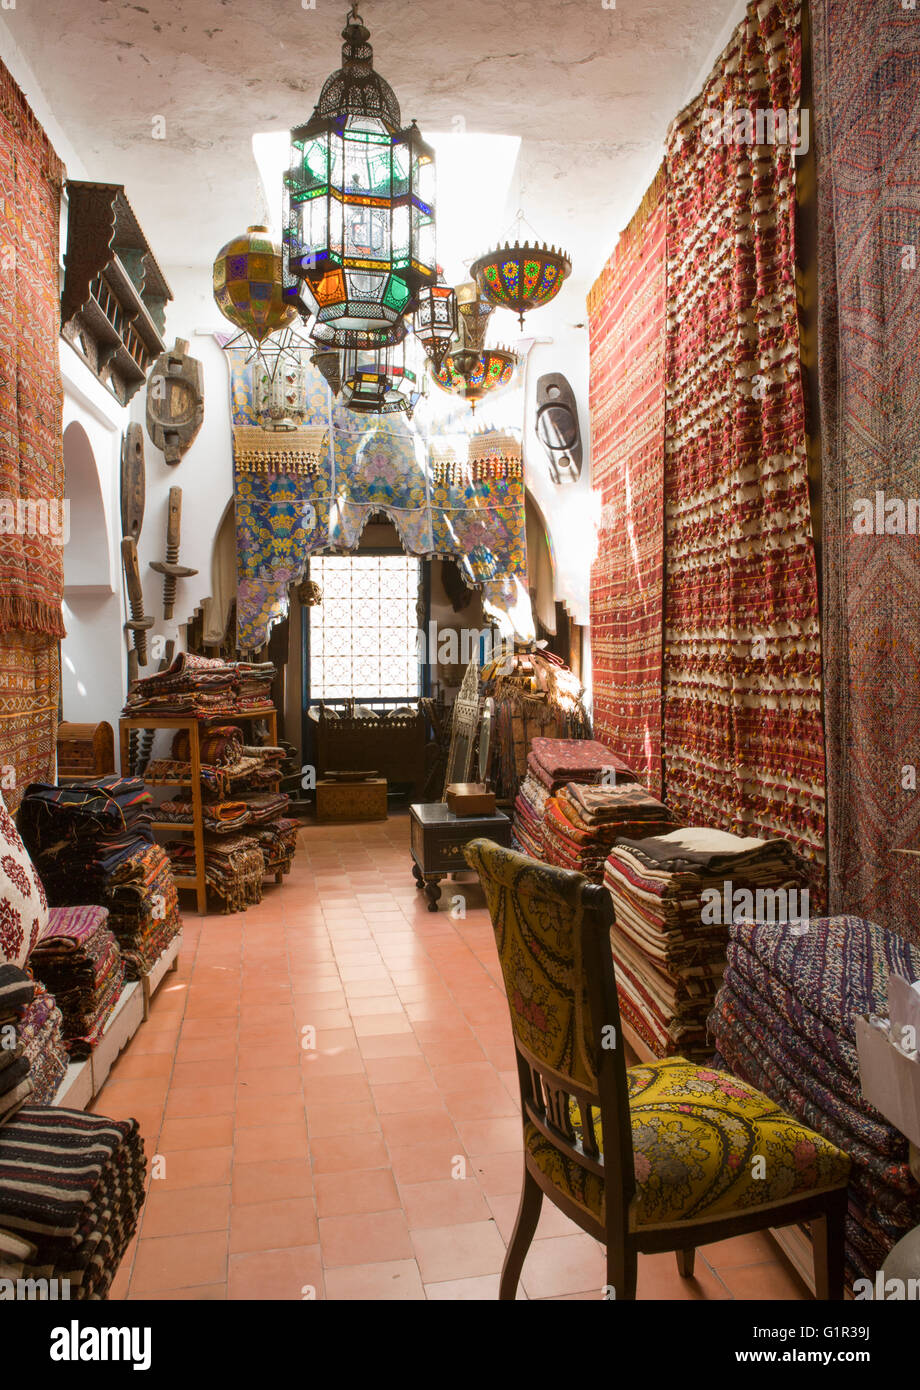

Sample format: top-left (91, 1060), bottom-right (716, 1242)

top-left (464, 837), bottom-right (851, 1300)
top-left (525, 1056), bottom-right (851, 1230)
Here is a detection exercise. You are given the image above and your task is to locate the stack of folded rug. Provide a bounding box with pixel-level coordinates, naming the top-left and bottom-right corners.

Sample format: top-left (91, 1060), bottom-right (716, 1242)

top-left (709, 915), bottom-right (920, 1287)
top-left (166, 834), bottom-right (265, 913)
top-left (542, 782), bottom-right (680, 882)
top-left (16, 979), bottom-right (69, 1104)
top-left (0, 1107), bottom-right (146, 1298)
top-left (604, 827), bottom-right (807, 1062)
top-left (18, 777), bottom-right (154, 907)
top-left (251, 818), bottom-right (299, 876)
top-left (511, 737), bottom-right (636, 861)
top-left (123, 651), bottom-right (275, 720)
top-left (103, 844), bottom-right (182, 978)
top-left (28, 907), bottom-right (124, 1058)
top-left (0, 966), bottom-right (37, 1123)
top-left (154, 798), bottom-right (251, 833)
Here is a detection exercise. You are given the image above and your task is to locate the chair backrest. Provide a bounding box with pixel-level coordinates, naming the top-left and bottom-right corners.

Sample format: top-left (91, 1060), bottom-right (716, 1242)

top-left (465, 837), bottom-right (635, 1235)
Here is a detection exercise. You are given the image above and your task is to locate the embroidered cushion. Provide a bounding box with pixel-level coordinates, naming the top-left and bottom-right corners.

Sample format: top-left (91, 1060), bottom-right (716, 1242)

top-left (0, 792), bottom-right (48, 968)
top-left (526, 1056), bottom-right (851, 1229)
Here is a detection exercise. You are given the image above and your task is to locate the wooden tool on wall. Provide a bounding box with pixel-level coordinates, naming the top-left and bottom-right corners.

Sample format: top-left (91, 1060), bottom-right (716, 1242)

top-left (120, 424), bottom-right (146, 542)
top-left (150, 486), bottom-right (198, 620)
top-left (121, 537), bottom-right (154, 665)
top-left (146, 338), bottom-right (204, 465)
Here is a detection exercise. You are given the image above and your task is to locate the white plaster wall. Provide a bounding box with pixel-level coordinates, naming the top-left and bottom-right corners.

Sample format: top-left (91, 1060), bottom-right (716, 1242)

top-left (130, 264), bottom-right (235, 657)
top-left (60, 345), bottom-right (128, 730)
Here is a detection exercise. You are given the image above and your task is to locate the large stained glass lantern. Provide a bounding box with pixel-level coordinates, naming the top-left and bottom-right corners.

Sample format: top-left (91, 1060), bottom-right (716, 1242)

top-left (470, 241), bottom-right (572, 327)
top-left (213, 225), bottom-right (298, 343)
top-left (283, 11), bottom-right (437, 349)
top-left (413, 276), bottom-right (458, 374)
top-left (340, 342), bottom-right (424, 417)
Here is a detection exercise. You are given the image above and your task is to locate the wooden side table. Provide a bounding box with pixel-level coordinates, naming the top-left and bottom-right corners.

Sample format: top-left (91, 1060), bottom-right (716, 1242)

top-left (409, 802), bottom-right (512, 912)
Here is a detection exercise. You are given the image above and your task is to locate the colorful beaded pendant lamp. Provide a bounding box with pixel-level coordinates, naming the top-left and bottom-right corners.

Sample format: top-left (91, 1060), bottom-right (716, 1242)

top-left (470, 240), bottom-right (572, 328)
top-left (213, 225), bottom-right (298, 343)
top-left (283, 6), bottom-right (438, 348)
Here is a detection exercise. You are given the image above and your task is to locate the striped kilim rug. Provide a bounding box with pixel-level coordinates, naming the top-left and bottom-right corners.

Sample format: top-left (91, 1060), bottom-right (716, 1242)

top-left (661, 0), bottom-right (826, 884)
top-left (812, 0), bottom-right (920, 942)
top-left (587, 168), bottom-right (667, 796)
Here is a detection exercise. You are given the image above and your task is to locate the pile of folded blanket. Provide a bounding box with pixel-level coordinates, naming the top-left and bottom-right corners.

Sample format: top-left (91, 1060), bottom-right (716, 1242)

top-left (512, 737), bottom-right (636, 861)
top-left (166, 834), bottom-right (265, 913)
top-left (0, 1107), bottom-right (146, 1299)
top-left (17, 777), bottom-right (154, 907)
top-left (103, 844), bottom-right (182, 978)
top-left (604, 827), bottom-right (808, 1062)
top-left (0, 966), bottom-right (38, 1123)
top-left (709, 915), bottom-right (920, 1287)
top-left (251, 818), bottom-right (299, 875)
top-left (28, 907), bottom-right (124, 1058)
top-left (154, 798), bottom-right (251, 833)
top-left (0, 966), bottom-right (70, 1115)
top-left (123, 651), bottom-right (275, 720)
top-left (542, 782), bottom-right (681, 882)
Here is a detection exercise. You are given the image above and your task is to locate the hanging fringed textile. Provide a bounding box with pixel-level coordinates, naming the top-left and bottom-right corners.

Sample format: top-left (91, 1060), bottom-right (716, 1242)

top-left (660, 0), bottom-right (826, 885)
top-left (0, 61), bottom-right (65, 807)
top-left (228, 351), bottom-right (530, 651)
top-left (812, 0), bottom-right (920, 941)
top-left (587, 167), bottom-right (667, 796)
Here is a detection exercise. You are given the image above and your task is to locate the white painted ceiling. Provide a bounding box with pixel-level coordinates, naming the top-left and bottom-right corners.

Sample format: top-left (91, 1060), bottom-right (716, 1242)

top-left (6, 0), bottom-right (742, 318)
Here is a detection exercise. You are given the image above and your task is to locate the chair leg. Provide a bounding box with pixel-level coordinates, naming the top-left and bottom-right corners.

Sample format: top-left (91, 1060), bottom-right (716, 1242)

top-left (676, 1247), bottom-right (695, 1279)
top-left (499, 1166), bottom-right (543, 1300)
top-left (812, 1191), bottom-right (846, 1300)
top-left (605, 1242), bottom-right (638, 1301)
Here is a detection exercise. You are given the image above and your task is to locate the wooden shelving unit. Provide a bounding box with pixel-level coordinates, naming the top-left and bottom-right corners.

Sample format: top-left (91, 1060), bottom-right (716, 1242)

top-left (119, 707), bottom-right (280, 915)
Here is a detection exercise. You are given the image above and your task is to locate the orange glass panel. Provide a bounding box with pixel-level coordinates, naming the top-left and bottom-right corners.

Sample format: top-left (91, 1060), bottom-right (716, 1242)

top-left (313, 268), bottom-right (345, 307)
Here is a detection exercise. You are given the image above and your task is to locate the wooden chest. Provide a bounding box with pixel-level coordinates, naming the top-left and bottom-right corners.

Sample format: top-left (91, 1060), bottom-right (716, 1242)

top-left (56, 722), bottom-right (115, 779)
top-left (316, 778), bottom-right (388, 823)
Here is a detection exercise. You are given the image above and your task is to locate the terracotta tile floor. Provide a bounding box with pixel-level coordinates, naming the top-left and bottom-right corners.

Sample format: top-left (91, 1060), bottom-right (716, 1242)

top-left (98, 814), bottom-right (809, 1301)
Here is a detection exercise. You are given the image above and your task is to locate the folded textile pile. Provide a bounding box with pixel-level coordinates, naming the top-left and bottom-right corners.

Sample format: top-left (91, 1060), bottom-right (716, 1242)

top-left (166, 835), bottom-right (265, 913)
top-left (251, 817), bottom-right (299, 875)
top-left (511, 737), bottom-right (636, 860)
top-left (0, 966), bottom-right (37, 1122)
top-left (0, 1107), bottom-right (146, 1298)
top-left (123, 651), bottom-right (275, 719)
top-left (244, 791), bottom-right (291, 825)
top-left (604, 827), bottom-right (807, 1062)
top-left (18, 777), bottom-right (153, 906)
top-left (542, 782), bottom-right (681, 882)
top-left (709, 915), bottom-right (920, 1286)
top-left (18, 980), bottom-right (68, 1104)
top-left (155, 798), bottom-right (251, 834)
top-left (143, 759), bottom-right (231, 798)
top-left (171, 723), bottom-right (244, 766)
top-left (29, 907), bottom-right (124, 1058)
top-left (103, 845), bottom-right (182, 978)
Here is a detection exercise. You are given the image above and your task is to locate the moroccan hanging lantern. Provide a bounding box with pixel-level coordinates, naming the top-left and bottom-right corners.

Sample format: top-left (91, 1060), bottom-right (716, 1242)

top-left (413, 276), bottom-right (458, 374)
top-left (470, 241), bottom-right (572, 328)
top-left (339, 342), bottom-right (424, 416)
top-left (432, 346), bottom-right (517, 410)
top-left (213, 226), bottom-right (298, 343)
top-left (310, 348), bottom-right (343, 397)
top-left (283, 9), bottom-right (437, 348)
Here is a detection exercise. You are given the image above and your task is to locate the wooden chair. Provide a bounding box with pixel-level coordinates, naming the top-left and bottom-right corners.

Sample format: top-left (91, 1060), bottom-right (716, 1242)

top-left (464, 839), bottom-right (851, 1301)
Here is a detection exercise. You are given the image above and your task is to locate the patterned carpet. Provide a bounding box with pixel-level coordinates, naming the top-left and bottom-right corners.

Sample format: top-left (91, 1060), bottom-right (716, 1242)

top-left (0, 61), bottom-right (65, 806)
top-left (660, 0), bottom-right (826, 883)
top-left (813, 0), bottom-right (920, 942)
top-left (587, 168), bottom-right (667, 796)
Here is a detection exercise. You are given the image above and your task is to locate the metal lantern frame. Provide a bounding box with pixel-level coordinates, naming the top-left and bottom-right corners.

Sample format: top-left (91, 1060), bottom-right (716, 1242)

top-left (283, 13), bottom-right (437, 349)
top-left (339, 341), bottom-right (425, 416)
top-left (413, 279), bottom-right (459, 374)
top-left (470, 240), bottom-right (572, 327)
